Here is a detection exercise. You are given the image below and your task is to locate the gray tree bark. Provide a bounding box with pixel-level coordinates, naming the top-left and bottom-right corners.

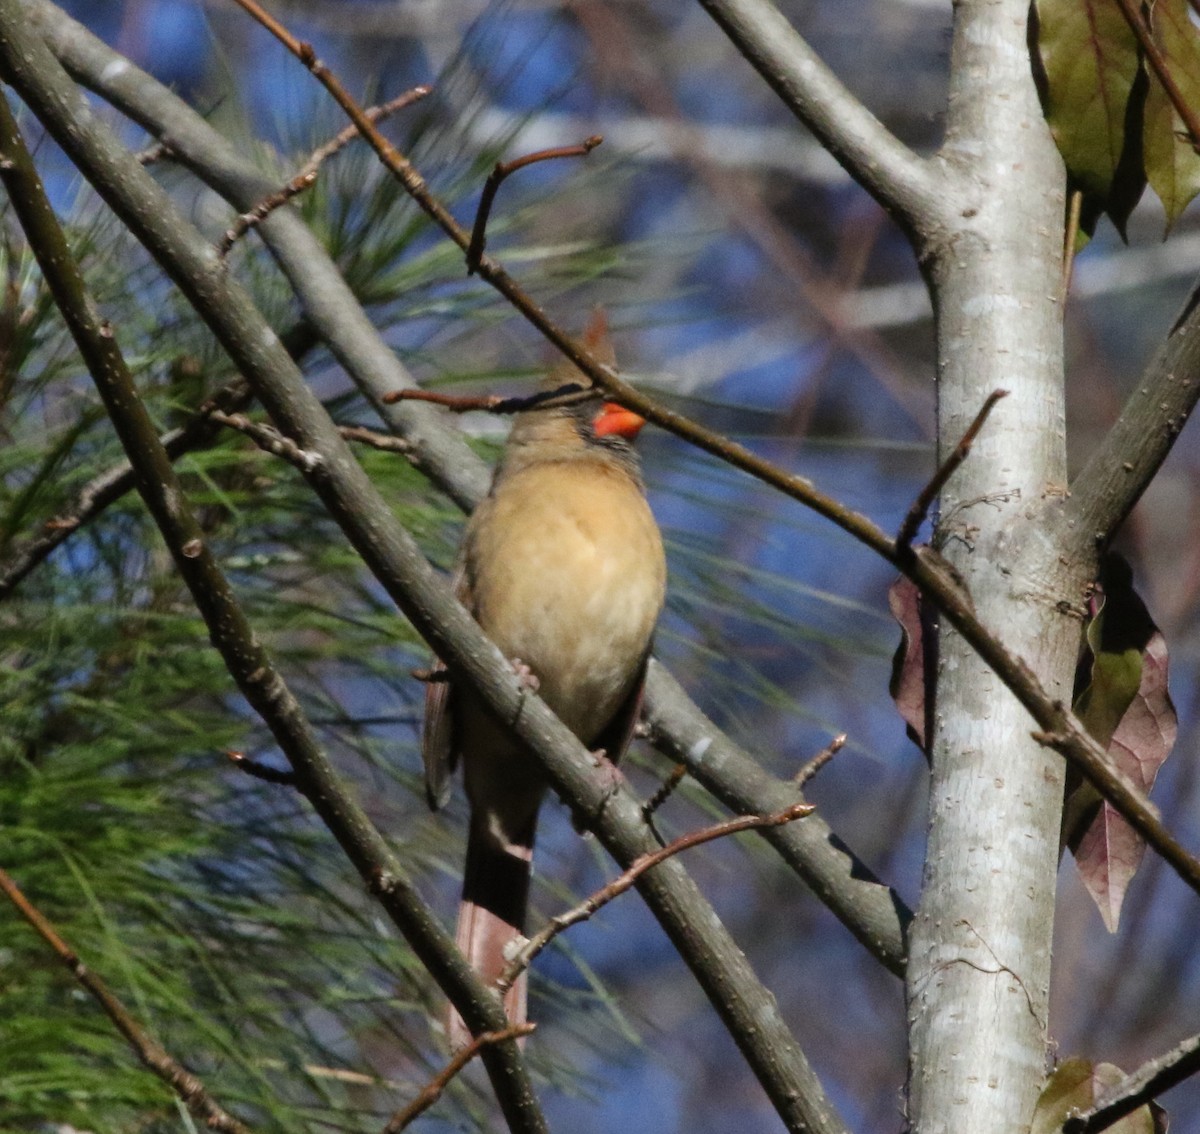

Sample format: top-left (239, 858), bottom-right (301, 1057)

top-left (906, 2), bottom-right (1082, 1132)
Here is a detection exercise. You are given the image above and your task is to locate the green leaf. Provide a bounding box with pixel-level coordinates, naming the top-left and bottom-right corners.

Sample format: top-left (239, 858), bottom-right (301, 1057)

top-left (1074, 561), bottom-right (1146, 751)
top-left (1143, 0), bottom-right (1200, 229)
top-left (1032, 1059), bottom-right (1158, 1134)
top-left (1036, 0), bottom-right (1144, 199)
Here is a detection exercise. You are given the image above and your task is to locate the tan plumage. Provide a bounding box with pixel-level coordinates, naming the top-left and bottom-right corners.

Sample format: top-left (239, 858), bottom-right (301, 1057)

top-left (423, 315), bottom-right (666, 1048)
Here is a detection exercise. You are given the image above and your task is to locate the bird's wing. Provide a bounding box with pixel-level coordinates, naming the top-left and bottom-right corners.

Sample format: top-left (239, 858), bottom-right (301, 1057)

top-left (592, 645), bottom-right (653, 765)
top-left (421, 563), bottom-right (471, 811)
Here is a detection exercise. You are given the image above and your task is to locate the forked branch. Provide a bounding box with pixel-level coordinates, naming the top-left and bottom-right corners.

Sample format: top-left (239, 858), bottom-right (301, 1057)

top-left (496, 801), bottom-right (814, 994)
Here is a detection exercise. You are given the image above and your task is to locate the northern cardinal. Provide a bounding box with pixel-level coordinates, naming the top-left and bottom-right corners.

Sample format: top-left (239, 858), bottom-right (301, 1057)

top-left (423, 313), bottom-right (666, 1048)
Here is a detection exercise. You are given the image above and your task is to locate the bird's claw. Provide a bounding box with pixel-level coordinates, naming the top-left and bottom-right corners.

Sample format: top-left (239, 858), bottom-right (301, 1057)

top-left (509, 658), bottom-right (540, 693)
top-left (590, 748), bottom-right (624, 790)
top-left (571, 750), bottom-right (625, 834)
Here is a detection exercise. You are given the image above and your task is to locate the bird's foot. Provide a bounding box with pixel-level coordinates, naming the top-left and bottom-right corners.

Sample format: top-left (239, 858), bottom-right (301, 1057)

top-left (571, 750), bottom-right (625, 834)
top-left (589, 748), bottom-right (624, 791)
top-left (509, 658), bottom-right (540, 693)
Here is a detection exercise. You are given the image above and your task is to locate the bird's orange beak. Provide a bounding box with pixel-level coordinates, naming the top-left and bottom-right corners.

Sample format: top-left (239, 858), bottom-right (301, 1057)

top-left (593, 401), bottom-right (647, 439)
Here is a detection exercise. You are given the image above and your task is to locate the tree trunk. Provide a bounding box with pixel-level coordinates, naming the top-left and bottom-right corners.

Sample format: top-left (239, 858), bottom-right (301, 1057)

top-left (906, 2), bottom-right (1087, 1131)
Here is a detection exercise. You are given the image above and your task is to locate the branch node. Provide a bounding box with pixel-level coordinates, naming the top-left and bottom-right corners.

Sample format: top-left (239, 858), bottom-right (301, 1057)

top-left (496, 800), bottom-right (814, 993)
top-left (217, 86), bottom-right (430, 258)
top-left (383, 1023), bottom-right (537, 1132)
top-left (794, 733), bottom-right (847, 787)
top-left (896, 388), bottom-right (1008, 550)
top-left (225, 749), bottom-right (297, 786)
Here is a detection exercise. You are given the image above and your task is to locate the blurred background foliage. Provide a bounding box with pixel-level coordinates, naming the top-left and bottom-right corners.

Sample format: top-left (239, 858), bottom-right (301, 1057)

top-left (4, 1), bottom-right (1200, 1132)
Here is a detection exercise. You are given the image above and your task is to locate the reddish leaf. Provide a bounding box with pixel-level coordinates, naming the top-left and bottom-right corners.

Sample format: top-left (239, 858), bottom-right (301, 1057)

top-left (888, 575), bottom-right (936, 755)
top-left (1073, 628), bottom-right (1176, 929)
top-left (1067, 557), bottom-right (1177, 931)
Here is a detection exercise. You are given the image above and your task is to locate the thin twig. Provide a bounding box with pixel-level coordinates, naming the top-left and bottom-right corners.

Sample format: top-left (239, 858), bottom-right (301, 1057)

top-left (0, 866), bottom-right (254, 1134)
top-left (0, 372), bottom-right (260, 601)
top-left (466, 136), bottom-right (603, 273)
top-left (213, 409), bottom-right (430, 473)
top-left (642, 762), bottom-right (687, 844)
top-left (1062, 1031), bottom-right (1200, 1133)
top-left (381, 1023), bottom-right (536, 1133)
top-left (226, 749), bottom-right (297, 786)
top-left (495, 801), bottom-right (814, 995)
top-left (895, 389), bottom-right (1008, 549)
top-left (643, 763), bottom-right (687, 821)
top-left (218, 86), bottom-right (430, 257)
top-left (1062, 189), bottom-right (1082, 299)
top-left (210, 409), bottom-right (323, 470)
top-left (382, 381), bottom-right (596, 414)
top-left (1113, 0), bottom-right (1200, 154)
top-left (794, 733), bottom-right (846, 787)
top-left (218, 169), bottom-right (317, 256)
top-left (337, 424), bottom-right (413, 455)
top-left (135, 140), bottom-right (171, 165)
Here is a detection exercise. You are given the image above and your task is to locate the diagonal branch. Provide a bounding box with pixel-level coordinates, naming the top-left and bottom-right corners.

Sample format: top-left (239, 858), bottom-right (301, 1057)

top-left (644, 661), bottom-right (912, 976)
top-left (0, 865), bottom-right (254, 1134)
top-left (694, 0), bottom-right (950, 243)
top-left (0, 84), bottom-right (548, 1134)
top-left (1064, 279), bottom-right (1200, 551)
top-left (496, 802), bottom-right (815, 995)
top-left (1061, 1031), bottom-right (1200, 1134)
top-left (466, 135), bottom-right (603, 272)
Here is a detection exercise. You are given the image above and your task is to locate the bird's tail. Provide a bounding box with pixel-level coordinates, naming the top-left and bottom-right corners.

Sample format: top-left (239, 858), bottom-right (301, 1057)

top-left (449, 812), bottom-right (536, 1049)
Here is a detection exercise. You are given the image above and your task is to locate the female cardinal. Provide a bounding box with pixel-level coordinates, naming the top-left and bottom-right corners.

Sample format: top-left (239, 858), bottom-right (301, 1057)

top-left (423, 314), bottom-right (666, 1047)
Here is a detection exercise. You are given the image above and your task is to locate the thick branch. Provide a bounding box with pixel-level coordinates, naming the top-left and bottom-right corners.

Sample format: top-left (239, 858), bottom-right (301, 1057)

top-left (0, 75), bottom-right (546, 1134)
top-left (1065, 280), bottom-right (1200, 550)
top-left (644, 661), bottom-right (911, 976)
top-left (0, 18), bottom-right (846, 1132)
top-left (695, 0), bottom-right (951, 242)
